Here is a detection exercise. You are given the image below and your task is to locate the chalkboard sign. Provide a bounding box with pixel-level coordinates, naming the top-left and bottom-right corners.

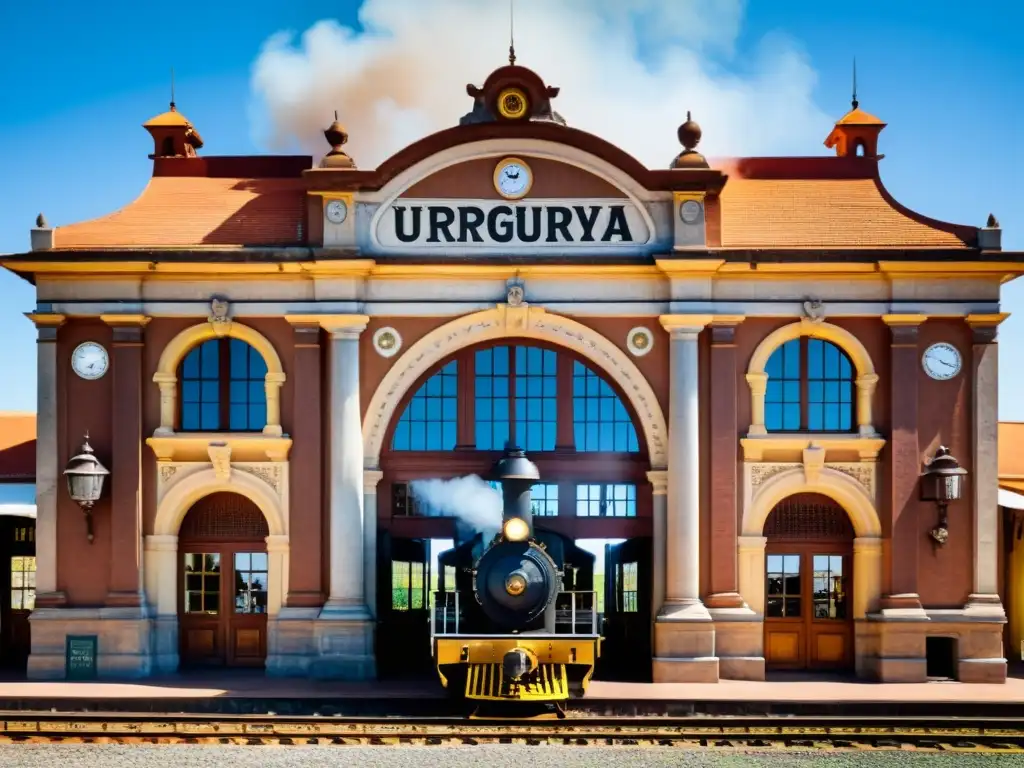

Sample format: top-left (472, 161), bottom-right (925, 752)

top-left (65, 635), bottom-right (97, 680)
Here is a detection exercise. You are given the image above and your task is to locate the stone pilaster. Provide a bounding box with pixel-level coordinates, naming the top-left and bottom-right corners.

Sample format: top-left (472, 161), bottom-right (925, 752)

top-left (646, 470), bottom-right (667, 621)
top-left (653, 315), bottom-right (717, 683)
top-left (364, 469), bottom-right (384, 620)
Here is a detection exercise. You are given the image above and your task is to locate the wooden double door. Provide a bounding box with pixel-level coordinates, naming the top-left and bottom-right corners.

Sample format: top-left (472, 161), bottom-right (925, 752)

top-left (377, 535), bottom-right (432, 679)
top-left (0, 518), bottom-right (35, 670)
top-left (597, 537), bottom-right (652, 682)
top-left (178, 493), bottom-right (269, 668)
top-left (764, 545), bottom-right (853, 670)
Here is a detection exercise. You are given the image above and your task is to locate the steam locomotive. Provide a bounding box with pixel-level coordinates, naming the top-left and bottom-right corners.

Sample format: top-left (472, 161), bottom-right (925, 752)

top-left (431, 446), bottom-right (602, 713)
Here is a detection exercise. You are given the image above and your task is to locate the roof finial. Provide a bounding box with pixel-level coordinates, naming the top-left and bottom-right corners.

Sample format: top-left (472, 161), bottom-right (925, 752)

top-left (508, 0), bottom-right (516, 65)
top-left (170, 66), bottom-right (176, 110)
top-left (851, 57), bottom-right (858, 110)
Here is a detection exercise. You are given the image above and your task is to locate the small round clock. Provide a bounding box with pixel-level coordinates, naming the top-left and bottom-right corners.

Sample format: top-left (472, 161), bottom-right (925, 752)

top-left (325, 199), bottom-right (348, 225)
top-left (680, 199), bottom-right (702, 224)
top-left (71, 341), bottom-right (109, 380)
top-left (494, 158), bottom-right (533, 200)
top-left (922, 342), bottom-right (962, 381)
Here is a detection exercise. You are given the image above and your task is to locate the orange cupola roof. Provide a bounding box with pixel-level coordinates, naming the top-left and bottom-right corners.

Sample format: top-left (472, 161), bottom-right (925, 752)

top-left (825, 62), bottom-right (886, 159)
top-left (143, 100), bottom-right (204, 159)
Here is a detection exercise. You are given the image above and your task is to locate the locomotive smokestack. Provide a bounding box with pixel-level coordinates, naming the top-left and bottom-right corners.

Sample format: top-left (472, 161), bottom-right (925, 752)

top-left (493, 443), bottom-right (539, 541)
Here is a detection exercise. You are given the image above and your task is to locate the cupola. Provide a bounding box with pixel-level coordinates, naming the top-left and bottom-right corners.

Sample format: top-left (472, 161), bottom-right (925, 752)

top-left (143, 101), bottom-right (203, 159)
top-left (459, 55), bottom-right (566, 126)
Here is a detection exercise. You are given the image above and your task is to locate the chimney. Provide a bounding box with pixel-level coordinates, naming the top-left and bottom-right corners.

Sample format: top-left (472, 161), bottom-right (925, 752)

top-left (31, 213), bottom-right (54, 251)
top-left (978, 213), bottom-right (1002, 251)
top-left (492, 444), bottom-right (540, 540)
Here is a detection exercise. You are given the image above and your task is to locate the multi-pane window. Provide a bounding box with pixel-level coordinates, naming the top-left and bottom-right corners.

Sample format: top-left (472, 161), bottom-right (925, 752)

top-left (812, 555), bottom-right (846, 620)
top-left (617, 561), bottom-right (638, 613)
top-left (576, 483), bottom-right (637, 517)
top-left (392, 560), bottom-right (426, 610)
top-left (475, 347), bottom-right (512, 450)
top-left (180, 338), bottom-right (267, 432)
top-left (392, 361), bottom-right (458, 450)
top-left (764, 338), bottom-right (854, 433)
top-left (10, 556), bottom-right (36, 611)
top-left (183, 553), bottom-right (221, 614)
top-left (530, 483), bottom-right (559, 517)
top-left (766, 554), bottom-right (802, 618)
top-left (573, 362), bottom-right (639, 452)
top-left (233, 552), bottom-right (268, 615)
top-left (515, 346), bottom-right (558, 451)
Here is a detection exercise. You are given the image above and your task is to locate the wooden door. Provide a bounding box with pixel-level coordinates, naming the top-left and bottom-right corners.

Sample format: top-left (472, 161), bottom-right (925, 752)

top-left (596, 537), bottom-right (652, 681)
top-left (0, 519), bottom-right (36, 669)
top-left (763, 494), bottom-right (854, 671)
top-left (178, 493), bottom-right (269, 668)
top-left (377, 535), bottom-right (431, 678)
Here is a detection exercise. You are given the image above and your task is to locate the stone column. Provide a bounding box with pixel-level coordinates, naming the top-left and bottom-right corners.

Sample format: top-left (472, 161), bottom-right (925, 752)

top-left (26, 314), bottom-right (65, 607)
top-left (144, 534), bottom-right (179, 673)
top-left (364, 469), bottom-right (384, 620)
top-left (653, 315), bottom-right (717, 683)
top-left (646, 470), bottom-right (668, 621)
top-left (965, 314), bottom-right (1008, 619)
top-left (879, 315), bottom-right (926, 616)
top-left (284, 319), bottom-right (323, 607)
top-left (737, 536), bottom-right (767, 614)
top-left (313, 315), bottom-right (375, 680)
top-left (707, 318), bottom-right (746, 610)
top-left (102, 315), bottom-right (149, 608)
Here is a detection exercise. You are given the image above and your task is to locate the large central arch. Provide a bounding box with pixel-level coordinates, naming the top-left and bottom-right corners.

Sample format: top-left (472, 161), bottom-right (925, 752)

top-left (362, 305), bottom-right (668, 469)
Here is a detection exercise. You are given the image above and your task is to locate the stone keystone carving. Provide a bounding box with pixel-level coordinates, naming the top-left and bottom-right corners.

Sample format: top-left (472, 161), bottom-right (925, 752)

top-left (506, 283), bottom-right (525, 307)
top-left (802, 299), bottom-right (826, 324)
top-left (209, 296), bottom-right (232, 337)
top-left (208, 442), bottom-right (232, 482)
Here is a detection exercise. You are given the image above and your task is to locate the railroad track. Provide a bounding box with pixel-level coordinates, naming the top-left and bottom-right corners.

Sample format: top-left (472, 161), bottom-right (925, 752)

top-left (1, 714), bottom-right (1024, 752)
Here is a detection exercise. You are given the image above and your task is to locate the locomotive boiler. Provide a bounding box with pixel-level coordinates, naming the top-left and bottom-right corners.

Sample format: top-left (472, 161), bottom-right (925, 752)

top-left (431, 446), bottom-right (602, 712)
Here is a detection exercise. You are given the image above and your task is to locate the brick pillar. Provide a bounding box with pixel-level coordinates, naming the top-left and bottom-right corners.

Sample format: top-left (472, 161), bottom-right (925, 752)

top-left (880, 315), bottom-right (926, 615)
top-left (707, 318), bottom-right (745, 609)
top-left (103, 314), bottom-right (149, 607)
top-left (285, 320), bottom-right (323, 607)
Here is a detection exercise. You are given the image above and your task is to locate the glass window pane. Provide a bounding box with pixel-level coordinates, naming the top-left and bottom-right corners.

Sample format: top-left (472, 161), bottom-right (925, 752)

top-left (394, 361), bottom-right (459, 451)
top-left (785, 598), bottom-right (801, 617)
top-left (574, 360), bottom-right (638, 453)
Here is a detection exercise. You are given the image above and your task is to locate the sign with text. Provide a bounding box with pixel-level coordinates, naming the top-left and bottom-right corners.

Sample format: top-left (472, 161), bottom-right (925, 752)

top-left (373, 198), bottom-right (652, 251)
top-left (65, 634), bottom-right (98, 680)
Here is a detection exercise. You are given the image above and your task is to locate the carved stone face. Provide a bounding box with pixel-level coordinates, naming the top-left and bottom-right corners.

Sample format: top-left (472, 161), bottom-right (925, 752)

top-left (210, 298), bottom-right (229, 320)
top-left (507, 285), bottom-right (525, 306)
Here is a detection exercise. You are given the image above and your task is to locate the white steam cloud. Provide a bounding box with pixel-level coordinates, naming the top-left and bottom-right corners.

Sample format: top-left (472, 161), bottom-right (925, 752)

top-left (250, 0), bottom-right (833, 169)
top-left (411, 475), bottom-right (503, 538)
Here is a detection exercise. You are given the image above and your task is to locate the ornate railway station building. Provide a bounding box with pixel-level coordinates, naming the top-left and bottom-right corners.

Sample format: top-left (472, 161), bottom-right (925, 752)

top-left (3, 62), bottom-right (1022, 683)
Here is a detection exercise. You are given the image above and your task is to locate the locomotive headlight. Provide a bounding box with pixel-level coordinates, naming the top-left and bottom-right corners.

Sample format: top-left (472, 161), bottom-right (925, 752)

top-left (503, 517), bottom-right (529, 541)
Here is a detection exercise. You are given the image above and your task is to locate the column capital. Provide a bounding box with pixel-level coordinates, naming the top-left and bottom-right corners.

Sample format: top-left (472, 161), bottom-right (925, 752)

top-left (967, 312), bottom-right (1010, 344)
top-left (364, 469), bottom-right (384, 493)
top-left (26, 312), bottom-right (65, 342)
top-left (102, 314), bottom-right (151, 345)
top-left (882, 314), bottom-right (928, 327)
top-left (737, 535), bottom-right (767, 552)
top-left (317, 314), bottom-right (370, 338)
top-left (710, 315), bottom-right (745, 346)
top-left (659, 314), bottom-right (712, 338)
top-left (646, 469), bottom-right (668, 495)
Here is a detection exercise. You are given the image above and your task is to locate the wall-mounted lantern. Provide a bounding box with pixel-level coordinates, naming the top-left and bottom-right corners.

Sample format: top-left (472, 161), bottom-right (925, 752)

top-left (63, 433), bottom-right (109, 544)
top-left (920, 445), bottom-right (967, 546)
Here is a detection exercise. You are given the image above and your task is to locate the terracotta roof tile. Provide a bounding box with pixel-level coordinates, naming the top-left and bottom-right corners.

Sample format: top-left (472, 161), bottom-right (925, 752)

top-left (54, 177), bottom-right (307, 248)
top-left (718, 178), bottom-right (968, 249)
top-left (0, 413), bottom-right (35, 480)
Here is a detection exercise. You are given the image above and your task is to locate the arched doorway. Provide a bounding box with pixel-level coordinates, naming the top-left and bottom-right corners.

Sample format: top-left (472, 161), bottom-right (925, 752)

top-left (764, 493), bottom-right (855, 670)
top-left (0, 516), bottom-right (35, 670)
top-left (178, 492), bottom-right (270, 668)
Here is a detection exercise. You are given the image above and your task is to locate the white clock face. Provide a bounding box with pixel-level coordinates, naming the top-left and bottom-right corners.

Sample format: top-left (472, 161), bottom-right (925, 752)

top-left (72, 342), bottom-right (109, 380)
top-left (494, 159), bottom-right (532, 200)
top-left (325, 199), bottom-right (348, 224)
top-left (922, 342), bottom-right (962, 381)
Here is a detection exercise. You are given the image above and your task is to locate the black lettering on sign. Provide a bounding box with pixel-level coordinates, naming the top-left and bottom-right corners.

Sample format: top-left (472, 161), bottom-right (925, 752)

top-left (573, 205), bottom-right (601, 242)
top-left (515, 207), bottom-right (542, 242)
top-left (458, 206), bottom-right (485, 243)
top-left (601, 205), bottom-right (633, 242)
top-left (487, 206), bottom-right (514, 243)
top-left (545, 206), bottom-right (573, 243)
top-left (393, 206), bottom-right (422, 243)
top-left (427, 206), bottom-right (456, 242)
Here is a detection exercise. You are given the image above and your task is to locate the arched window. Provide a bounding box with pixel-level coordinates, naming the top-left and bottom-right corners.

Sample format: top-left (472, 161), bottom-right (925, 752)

top-left (475, 346), bottom-right (557, 452)
top-left (573, 361), bottom-right (639, 452)
top-left (765, 338), bottom-right (854, 432)
top-left (392, 361), bottom-right (458, 450)
top-left (179, 338), bottom-right (267, 432)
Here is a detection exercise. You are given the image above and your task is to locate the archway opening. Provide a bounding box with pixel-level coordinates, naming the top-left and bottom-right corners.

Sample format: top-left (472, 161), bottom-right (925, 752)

top-left (178, 492), bottom-right (270, 668)
top-left (763, 493), bottom-right (855, 671)
top-left (376, 339), bottom-right (653, 682)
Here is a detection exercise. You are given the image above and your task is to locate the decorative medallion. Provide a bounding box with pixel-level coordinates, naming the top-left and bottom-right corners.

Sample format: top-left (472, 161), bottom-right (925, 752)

top-left (679, 199), bottom-right (702, 224)
top-left (325, 199), bottom-right (348, 225)
top-left (922, 342), bottom-right (962, 381)
top-left (71, 341), bottom-right (109, 380)
top-left (626, 327), bottom-right (654, 357)
top-left (497, 87), bottom-right (529, 120)
top-left (373, 327), bottom-right (402, 358)
top-left (493, 157), bottom-right (533, 200)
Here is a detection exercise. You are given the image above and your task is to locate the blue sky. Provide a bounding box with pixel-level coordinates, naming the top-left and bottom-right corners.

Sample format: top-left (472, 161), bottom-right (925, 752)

top-left (0, 0), bottom-right (1022, 416)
